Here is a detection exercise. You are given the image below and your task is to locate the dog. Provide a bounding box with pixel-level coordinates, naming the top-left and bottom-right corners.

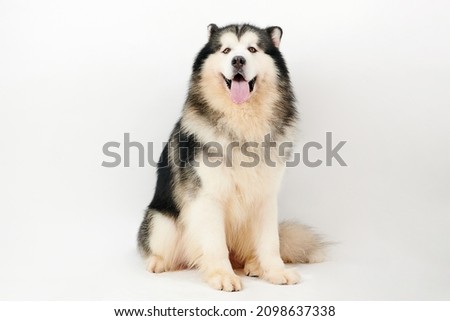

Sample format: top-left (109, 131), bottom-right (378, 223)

top-left (138, 23), bottom-right (324, 291)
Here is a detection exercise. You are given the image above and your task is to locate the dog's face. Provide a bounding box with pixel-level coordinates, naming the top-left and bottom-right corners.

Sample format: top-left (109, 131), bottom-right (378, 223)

top-left (192, 24), bottom-right (287, 108)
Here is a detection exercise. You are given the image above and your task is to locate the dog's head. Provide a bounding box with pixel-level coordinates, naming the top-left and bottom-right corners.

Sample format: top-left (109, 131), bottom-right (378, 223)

top-left (191, 24), bottom-right (290, 108)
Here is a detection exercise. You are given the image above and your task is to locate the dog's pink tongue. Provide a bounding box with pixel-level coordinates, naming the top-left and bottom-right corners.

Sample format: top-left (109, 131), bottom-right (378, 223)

top-left (230, 79), bottom-right (250, 104)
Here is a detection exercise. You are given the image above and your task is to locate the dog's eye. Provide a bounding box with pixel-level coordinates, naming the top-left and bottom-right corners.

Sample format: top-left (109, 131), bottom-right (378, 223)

top-left (222, 48), bottom-right (231, 54)
top-left (248, 47), bottom-right (257, 53)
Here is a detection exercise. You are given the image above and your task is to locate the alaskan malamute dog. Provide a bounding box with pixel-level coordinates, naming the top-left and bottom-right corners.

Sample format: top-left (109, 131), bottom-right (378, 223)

top-left (138, 24), bottom-right (324, 291)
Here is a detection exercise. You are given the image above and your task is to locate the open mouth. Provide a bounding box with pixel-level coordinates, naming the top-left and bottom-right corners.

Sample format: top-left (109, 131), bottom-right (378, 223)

top-left (222, 73), bottom-right (256, 104)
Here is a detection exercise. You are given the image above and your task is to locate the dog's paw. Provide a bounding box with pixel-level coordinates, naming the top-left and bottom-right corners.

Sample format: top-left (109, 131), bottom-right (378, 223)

top-left (244, 260), bottom-right (263, 277)
top-left (263, 268), bottom-right (300, 285)
top-left (207, 270), bottom-right (242, 292)
top-left (147, 255), bottom-right (166, 273)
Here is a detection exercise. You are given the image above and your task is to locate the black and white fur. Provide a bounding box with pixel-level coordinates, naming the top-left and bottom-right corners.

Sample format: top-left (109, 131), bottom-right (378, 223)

top-left (138, 24), bottom-right (324, 291)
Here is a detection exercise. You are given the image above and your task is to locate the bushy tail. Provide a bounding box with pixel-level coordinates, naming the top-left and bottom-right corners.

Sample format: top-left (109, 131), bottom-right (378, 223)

top-left (279, 221), bottom-right (326, 264)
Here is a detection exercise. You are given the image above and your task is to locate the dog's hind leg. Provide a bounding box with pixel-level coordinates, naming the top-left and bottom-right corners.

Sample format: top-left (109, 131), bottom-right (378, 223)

top-left (138, 210), bottom-right (181, 273)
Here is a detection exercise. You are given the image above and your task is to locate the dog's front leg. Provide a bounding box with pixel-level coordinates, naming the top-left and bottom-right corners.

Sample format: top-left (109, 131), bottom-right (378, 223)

top-left (254, 195), bottom-right (300, 285)
top-left (183, 195), bottom-right (242, 291)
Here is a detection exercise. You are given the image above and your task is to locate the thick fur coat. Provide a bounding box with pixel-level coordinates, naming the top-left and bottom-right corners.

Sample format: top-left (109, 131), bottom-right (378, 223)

top-left (138, 24), bottom-right (324, 291)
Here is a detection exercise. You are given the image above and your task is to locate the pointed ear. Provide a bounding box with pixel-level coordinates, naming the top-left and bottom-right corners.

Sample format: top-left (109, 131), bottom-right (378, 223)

top-left (266, 26), bottom-right (283, 48)
top-left (207, 23), bottom-right (219, 40)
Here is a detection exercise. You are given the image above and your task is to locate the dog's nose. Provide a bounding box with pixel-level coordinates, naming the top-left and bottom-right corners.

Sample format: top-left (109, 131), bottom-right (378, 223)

top-left (231, 56), bottom-right (246, 69)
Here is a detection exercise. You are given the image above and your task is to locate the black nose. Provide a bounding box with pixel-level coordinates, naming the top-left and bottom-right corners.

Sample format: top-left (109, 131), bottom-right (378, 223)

top-left (231, 56), bottom-right (246, 69)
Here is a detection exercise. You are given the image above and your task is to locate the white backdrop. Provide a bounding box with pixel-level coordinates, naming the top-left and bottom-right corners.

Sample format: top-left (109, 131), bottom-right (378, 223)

top-left (1, 0), bottom-right (449, 300)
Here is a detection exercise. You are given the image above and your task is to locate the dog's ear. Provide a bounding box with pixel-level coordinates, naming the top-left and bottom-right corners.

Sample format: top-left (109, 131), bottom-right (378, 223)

top-left (207, 24), bottom-right (219, 40)
top-left (266, 26), bottom-right (283, 48)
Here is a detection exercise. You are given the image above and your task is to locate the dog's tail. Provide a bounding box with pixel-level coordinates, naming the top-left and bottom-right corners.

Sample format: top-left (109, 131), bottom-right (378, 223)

top-left (279, 221), bottom-right (326, 264)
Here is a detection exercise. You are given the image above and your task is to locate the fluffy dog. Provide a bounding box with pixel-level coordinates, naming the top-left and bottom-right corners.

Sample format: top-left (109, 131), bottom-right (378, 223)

top-left (138, 24), bottom-right (324, 291)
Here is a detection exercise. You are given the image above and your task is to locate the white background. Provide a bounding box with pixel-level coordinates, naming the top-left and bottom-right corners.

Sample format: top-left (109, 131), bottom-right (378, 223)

top-left (1, 0), bottom-right (449, 300)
